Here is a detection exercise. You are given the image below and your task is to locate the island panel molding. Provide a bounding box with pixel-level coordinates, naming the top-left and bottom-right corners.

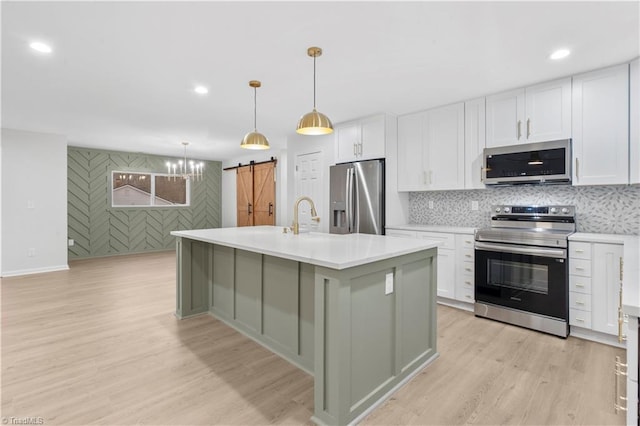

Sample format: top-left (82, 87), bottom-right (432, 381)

top-left (173, 227), bottom-right (439, 425)
top-left (67, 146), bottom-right (221, 259)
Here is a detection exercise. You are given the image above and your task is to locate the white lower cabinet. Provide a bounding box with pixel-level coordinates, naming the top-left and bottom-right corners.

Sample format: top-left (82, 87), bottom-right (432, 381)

top-left (415, 232), bottom-right (456, 299)
top-left (618, 315), bottom-right (639, 423)
top-left (455, 234), bottom-right (475, 303)
top-left (569, 241), bottom-right (624, 336)
top-left (386, 228), bottom-right (475, 303)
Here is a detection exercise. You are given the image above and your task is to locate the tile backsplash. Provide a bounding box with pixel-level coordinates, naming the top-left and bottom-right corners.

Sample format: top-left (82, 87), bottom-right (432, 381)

top-left (409, 184), bottom-right (640, 235)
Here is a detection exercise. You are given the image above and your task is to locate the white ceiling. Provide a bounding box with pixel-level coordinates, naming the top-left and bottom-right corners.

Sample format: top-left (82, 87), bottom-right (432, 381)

top-left (2, 1), bottom-right (639, 162)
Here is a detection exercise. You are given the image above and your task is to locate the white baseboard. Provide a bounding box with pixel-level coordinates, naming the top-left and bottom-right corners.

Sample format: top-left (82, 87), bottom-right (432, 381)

top-left (1, 264), bottom-right (69, 278)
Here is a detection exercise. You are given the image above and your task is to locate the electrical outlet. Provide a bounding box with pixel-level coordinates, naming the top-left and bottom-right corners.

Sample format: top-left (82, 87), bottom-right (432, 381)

top-left (428, 200), bottom-right (434, 209)
top-left (471, 200), bottom-right (479, 211)
top-left (27, 248), bottom-right (35, 257)
top-left (68, 239), bottom-right (75, 247)
top-left (385, 272), bottom-right (394, 295)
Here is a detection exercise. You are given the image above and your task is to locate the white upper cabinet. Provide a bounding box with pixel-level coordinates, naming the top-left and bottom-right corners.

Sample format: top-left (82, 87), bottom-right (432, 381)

top-left (630, 58), bottom-right (639, 184)
top-left (334, 114), bottom-right (386, 164)
top-left (464, 98), bottom-right (486, 189)
top-left (397, 103), bottom-right (464, 191)
top-left (486, 88), bottom-right (524, 147)
top-left (572, 64), bottom-right (629, 186)
top-left (427, 103), bottom-right (465, 190)
top-left (486, 77), bottom-right (571, 147)
top-left (397, 111), bottom-right (427, 191)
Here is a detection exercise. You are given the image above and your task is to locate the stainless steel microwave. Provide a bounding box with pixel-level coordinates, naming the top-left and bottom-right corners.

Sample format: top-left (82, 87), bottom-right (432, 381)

top-left (482, 139), bottom-right (572, 185)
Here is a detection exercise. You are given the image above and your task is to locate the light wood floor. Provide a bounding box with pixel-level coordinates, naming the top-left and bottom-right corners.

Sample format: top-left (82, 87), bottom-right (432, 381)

top-left (1, 251), bottom-right (625, 425)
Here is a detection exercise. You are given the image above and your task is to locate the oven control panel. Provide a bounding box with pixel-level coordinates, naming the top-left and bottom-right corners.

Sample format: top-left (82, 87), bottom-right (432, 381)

top-left (492, 205), bottom-right (575, 217)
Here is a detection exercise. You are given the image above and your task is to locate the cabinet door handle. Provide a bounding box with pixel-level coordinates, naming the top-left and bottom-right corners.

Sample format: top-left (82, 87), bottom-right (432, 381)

top-left (353, 143), bottom-right (357, 156)
top-left (248, 203), bottom-right (252, 215)
top-left (575, 158), bottom-right (580, 181)
top-left (422, 171), bottom-right (427, 185)
top-left (615, 356), bottom-right (628, 413)
top-left (526, 118), bottom-right (531, 138)
top-left (517, 120), bottom-right (522, 140)
top-left (268, 202), bottom-right (273, 216)
top-left (428, 170), bottom-right (433, 185)
top-left (618, 282), bottom-right (627, 343)
top-left (359, 142), bottom-right (363, 156)
top-left (620, 257), bottom-right (624, 281)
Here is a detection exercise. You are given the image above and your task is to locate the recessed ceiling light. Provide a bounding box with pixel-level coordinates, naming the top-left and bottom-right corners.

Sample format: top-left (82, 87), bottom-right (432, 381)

top-left (194, 86), bottom-right (208, 95)
top-left (550, 49), bottom-right (570, 60)
top-left (29, 41), bottom-right (52, 54)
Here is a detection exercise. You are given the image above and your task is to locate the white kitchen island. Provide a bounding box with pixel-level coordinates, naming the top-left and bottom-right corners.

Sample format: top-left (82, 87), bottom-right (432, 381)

top-left (171, 226), bottom-right (439, 426)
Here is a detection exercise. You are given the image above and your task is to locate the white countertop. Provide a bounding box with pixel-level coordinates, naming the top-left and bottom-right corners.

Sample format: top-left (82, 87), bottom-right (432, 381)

top-left (171, 226), bottom-right (440, 270)
top-left (386, 224), bottom-right (477, 235)
top-left (570, 233), bottom-right (640, 317)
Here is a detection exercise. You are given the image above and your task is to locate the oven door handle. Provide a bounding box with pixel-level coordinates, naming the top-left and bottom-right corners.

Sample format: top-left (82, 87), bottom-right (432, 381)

top-left (475, 241), bottom-right (567, 259)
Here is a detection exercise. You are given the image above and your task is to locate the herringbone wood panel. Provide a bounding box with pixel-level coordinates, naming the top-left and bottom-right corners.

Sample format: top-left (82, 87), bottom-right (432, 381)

top-left (67, 147), bottom-right (221, 259)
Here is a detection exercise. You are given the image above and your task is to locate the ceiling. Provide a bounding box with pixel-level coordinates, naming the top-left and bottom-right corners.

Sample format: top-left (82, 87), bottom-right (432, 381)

top-left (2, 1), bottom-right (638, 162)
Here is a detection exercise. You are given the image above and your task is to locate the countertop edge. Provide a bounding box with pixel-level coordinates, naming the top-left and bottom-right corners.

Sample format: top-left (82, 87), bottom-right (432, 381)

top-left (171, 229), bottom-right (440, 270)
top-left (386, 224), bottom-right (477, 234)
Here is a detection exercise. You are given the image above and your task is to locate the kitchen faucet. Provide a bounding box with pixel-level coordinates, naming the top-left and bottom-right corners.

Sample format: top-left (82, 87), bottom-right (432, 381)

top-left (292, 196), bottom-right (320, 235)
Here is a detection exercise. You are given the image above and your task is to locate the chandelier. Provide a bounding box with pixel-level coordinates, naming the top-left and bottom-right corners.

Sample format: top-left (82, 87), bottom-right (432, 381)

top-left (166, 142), bottom-right (204, 182)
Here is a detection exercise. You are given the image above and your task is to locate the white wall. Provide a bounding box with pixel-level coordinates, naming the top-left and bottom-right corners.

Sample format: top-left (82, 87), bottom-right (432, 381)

top-left (1, 128), bottom-right (68, 276)
top-left (221, 149), bottom-right (288, 228)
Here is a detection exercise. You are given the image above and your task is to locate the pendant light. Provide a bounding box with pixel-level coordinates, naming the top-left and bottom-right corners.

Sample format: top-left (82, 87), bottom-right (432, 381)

top-left (296, 46), bottom-right (333, 135)
top-left (241, 80), bottom-right (270, 150)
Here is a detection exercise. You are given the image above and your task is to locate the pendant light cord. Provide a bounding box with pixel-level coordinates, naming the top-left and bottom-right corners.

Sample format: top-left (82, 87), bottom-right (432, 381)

top-left (313, 55), bottom-right (317, 110)
top-left (253, 87), bottom-right (257, 131)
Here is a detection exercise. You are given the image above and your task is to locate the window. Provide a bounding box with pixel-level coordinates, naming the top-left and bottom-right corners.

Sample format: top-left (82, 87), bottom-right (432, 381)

top-left (111, 171), bottom-right (190, 207)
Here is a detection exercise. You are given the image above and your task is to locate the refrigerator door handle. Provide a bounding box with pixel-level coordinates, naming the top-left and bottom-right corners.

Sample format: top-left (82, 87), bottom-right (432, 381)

top-left (346, 167), bottom-right (353, 233)
top-left (353, 167), bottom-right (360, 233)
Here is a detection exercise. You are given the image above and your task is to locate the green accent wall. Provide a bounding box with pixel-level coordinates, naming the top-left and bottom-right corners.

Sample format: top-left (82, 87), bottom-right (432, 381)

top-left (67, 146), bottom-right (221, 259)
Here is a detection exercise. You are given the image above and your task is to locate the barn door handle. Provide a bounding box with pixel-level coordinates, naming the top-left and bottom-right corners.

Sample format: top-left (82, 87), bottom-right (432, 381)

top-left (248, 203), bottom-right (252, 215)
top-left (268, 202), bottom-right (273, 216)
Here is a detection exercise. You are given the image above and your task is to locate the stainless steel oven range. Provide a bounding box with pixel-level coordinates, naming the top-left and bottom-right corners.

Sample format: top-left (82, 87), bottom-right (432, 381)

top-left (474, 205), bottom-right (576, 338)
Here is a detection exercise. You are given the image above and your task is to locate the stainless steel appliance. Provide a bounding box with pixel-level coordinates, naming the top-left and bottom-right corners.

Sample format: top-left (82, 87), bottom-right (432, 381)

top-left (329, 159), bottom-right (384, 235)
top-left (474, 205), bottom-right (576, 337)
top-left (482, 139), bottom-right (572, 185)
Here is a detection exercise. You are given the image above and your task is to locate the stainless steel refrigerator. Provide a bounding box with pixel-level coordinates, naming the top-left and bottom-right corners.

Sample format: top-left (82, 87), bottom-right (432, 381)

top-left (329, 159), bottom-right (384, 235)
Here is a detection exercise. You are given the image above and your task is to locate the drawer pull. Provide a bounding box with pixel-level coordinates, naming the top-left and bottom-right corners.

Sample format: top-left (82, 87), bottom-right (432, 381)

top-left (574, 249), bottom-right (584, 253)
top-left (575, 318), bottom-right (585, 322)
top-left (575, 283), bottom-right (585, 288)
top-left (465, 254), bottom-right (472, 258)
top-left (575, 301), bottom-right (585, 305)
top-left (574, 267), bottom-right (585, 271)
top-left (465, 295), bottom-right (472, 299)
top-left (465, 280), bottom-right (472, 285)
top-left (465, 268), bottom-right (472, 272)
